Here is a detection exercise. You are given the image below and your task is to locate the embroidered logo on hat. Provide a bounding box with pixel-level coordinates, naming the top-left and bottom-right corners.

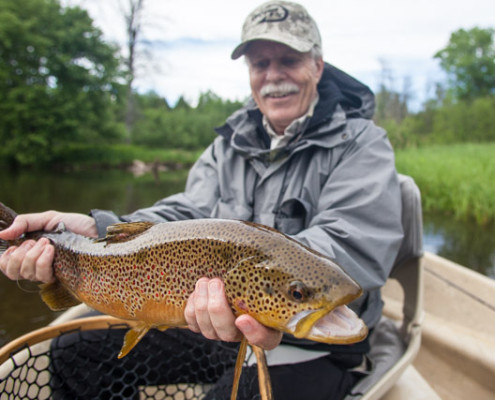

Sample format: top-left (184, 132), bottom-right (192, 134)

top-left (252, 4), bottom-right (289, 24)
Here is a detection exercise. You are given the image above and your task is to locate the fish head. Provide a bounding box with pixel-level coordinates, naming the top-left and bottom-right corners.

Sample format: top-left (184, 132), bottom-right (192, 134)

top-left (224, 248), bottom-right (368, 344)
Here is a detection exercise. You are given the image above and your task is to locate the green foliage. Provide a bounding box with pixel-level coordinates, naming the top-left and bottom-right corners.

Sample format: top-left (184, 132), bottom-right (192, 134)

top-left (0, 0), bottom-right (124, 166)
top-left (385, 96), bottom-right (495, 149)
top-left (132, 90), bottom-right (243, 150)
top-left (435, 27), bottom-right (495, 101)
top-left (396, 143), bottom-right (495, 224)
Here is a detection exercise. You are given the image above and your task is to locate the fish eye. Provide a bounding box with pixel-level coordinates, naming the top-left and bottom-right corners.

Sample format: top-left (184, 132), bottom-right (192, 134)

top-left (288, 281), bottom-right (311, 303)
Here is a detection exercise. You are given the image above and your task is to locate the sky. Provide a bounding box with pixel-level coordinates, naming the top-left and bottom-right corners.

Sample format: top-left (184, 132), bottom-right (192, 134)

top-left (65, 0), bottom-right (495, 110)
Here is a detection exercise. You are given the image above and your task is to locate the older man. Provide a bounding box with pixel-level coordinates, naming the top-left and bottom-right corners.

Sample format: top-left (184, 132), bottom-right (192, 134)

top-left (0, 1), bottom-right (403, 399)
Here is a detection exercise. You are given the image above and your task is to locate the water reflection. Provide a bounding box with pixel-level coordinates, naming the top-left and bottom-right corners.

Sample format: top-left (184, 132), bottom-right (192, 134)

top-left (423, 213), bottom-right (495, 279)
top-left (0, 168), bottom-right (188, 347)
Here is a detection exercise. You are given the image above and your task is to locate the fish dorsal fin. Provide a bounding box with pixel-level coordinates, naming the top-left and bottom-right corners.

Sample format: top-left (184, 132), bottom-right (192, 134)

top-left (118, 323), bottom-right (155, 358)
top-left (97, 221), bottom-right (155, 245)
top-left (40, 281), bottom-right (81, 311)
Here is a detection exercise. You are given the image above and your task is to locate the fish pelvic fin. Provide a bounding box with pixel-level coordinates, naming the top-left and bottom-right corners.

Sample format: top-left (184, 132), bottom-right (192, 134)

top-left (40, 281), bottom-right (81, 311)
top-left (118, 323), bottom-right (154, 359)
top-left (96, 222), bottom-right (155, 245)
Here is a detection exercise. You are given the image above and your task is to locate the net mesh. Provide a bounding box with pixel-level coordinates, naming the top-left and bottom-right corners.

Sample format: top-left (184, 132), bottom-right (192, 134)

top-left (0, 324), bottom-right (261, 400)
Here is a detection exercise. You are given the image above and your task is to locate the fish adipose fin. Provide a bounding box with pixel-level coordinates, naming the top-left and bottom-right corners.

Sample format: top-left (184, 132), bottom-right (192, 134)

top-left (96, 222), bottom-right (155, 245)
top-left (40, 281), bottom-right (81, 311)
top-left (118, 323), bottom-right (154, 358)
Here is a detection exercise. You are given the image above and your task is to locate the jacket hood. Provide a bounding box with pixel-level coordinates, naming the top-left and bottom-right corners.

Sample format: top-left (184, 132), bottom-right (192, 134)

top-left (215, 63), bottom-right (375, 157)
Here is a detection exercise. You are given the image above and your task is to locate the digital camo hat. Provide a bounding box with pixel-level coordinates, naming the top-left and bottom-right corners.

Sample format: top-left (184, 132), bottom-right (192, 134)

top-left (231, 1), bottom-right (322, 59)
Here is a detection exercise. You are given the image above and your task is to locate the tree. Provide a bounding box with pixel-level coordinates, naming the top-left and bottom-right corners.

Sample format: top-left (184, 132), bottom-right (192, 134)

top-left (434, 27), bottom-right (495, 101)
top-left (119, 0), bottom-right (146, 143)
top-left (0, 0), bottom-right (124, 166)
top-left (374, 59), bottom-right (410, 124)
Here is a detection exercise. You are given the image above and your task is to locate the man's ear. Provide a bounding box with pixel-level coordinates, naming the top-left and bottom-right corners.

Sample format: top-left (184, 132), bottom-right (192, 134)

top-left (315, 57), bottom-right (324, 82)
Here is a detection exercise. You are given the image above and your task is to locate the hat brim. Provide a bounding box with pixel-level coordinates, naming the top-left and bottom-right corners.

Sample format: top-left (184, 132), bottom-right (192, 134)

top-left (231, 36), bottom-right (314, 60)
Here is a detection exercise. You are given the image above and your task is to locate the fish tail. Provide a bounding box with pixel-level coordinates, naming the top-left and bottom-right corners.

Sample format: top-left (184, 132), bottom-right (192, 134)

top-left (0, 202), bottom-right (18, 231)
top-left (0, 238), bottom-right (8, 257)
top-left (0, 202), bottom-right (20, 256)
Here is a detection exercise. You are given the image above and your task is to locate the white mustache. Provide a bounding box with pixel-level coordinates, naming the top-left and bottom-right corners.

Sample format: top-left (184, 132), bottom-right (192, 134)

top-left (260, 82), bottom-right (299, 97)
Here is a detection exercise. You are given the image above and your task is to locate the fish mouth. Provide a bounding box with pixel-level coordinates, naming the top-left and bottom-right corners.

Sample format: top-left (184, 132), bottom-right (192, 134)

top-left (286, 305), bottom-right (368, 344)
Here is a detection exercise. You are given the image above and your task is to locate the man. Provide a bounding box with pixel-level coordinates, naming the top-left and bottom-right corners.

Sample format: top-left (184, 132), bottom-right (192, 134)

top-left (0, 1), bottom-right (403, 399)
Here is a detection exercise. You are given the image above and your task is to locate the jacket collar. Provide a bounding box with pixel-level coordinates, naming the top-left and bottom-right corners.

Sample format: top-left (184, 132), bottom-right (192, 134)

top-left (215, 63), bottom-right (375, 158)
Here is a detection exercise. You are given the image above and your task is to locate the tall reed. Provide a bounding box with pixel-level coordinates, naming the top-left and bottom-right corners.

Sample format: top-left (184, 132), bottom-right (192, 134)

top-left (395, 143), bottom-right (495, 225)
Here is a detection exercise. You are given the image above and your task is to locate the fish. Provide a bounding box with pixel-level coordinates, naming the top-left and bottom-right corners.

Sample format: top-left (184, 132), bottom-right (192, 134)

top-left (0, 202), bottom-right (367, 397)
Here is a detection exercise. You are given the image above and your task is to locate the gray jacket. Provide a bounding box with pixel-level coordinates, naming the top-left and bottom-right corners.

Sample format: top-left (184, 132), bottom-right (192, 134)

top-left (91, 64), bottom-right (403, 351)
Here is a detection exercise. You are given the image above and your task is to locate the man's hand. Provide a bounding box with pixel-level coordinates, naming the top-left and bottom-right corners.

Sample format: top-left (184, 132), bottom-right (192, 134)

top-left (0, 211), bottom-right (97, 283)
top-left (184, 277), bottom-right (283, 350)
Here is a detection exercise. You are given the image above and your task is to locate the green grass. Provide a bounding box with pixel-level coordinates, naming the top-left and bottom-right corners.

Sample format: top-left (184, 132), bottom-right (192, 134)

top-left (395, 143), bottom-right (495, 225)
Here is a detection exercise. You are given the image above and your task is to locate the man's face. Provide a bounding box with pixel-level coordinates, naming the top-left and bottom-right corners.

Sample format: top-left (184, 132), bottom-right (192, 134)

top-left (246, 41), bottom-right (324, 134)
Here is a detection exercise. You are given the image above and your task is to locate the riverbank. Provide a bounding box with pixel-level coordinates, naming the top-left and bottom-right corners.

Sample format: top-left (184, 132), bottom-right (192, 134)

top-left (3, 142), bottom-right (493, 224)
top-left (1, 144), bottom-right (203, 172)
top-left (396, 143), bottom-right (495, 225)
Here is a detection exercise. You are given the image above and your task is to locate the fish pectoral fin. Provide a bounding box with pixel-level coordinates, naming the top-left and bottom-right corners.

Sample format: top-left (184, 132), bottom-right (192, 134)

top-left (96, 222), bottom-right (155, 245)
top-left (40, 281), bottom-right (81, 311)
top-left (118, 323), bottom-right (151, 359)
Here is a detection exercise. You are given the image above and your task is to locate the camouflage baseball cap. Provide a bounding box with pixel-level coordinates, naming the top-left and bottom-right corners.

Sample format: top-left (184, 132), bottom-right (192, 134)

top-left (231, 1), bottom-right (321, 59)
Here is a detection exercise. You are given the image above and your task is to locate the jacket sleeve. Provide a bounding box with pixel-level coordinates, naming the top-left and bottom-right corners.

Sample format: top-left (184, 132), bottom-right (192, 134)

top-left (90, 143), bottom-right (221, 237)
top-left (292, 121), bottom-right (404, 297)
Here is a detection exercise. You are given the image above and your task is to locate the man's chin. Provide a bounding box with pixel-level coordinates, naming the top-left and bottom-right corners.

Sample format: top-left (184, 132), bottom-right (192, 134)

top-left (264, 108), bottom-right (305, 132)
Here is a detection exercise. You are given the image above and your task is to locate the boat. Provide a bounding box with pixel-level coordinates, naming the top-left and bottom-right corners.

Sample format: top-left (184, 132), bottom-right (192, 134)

top-left (1, 175), bottom-right (494, 399)
top-left (379, 251), bottom-right (495, 400)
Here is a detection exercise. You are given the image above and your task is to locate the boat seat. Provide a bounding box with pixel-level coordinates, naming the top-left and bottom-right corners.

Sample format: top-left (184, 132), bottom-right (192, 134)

top-left (344, 174), bottom-right (424, 400)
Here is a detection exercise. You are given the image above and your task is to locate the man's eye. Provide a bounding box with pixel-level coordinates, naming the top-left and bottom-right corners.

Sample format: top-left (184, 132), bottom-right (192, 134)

top-left (282, 58), bottom-right (299, 67)
top-left (254, 60), bottom-right (269, 69)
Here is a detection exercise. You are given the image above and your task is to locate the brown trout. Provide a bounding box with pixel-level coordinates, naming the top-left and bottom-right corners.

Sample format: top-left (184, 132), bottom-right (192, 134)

top-left (0, 202), bottom-right (367, 358)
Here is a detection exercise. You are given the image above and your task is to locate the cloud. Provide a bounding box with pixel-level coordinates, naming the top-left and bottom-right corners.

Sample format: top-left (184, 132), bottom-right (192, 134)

top-left (67, 0), bottom-right (494, 108)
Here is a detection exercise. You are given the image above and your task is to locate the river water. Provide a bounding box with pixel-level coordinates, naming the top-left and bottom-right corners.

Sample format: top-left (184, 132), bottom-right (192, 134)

top-left (0, 168), bottom-right (494, 347)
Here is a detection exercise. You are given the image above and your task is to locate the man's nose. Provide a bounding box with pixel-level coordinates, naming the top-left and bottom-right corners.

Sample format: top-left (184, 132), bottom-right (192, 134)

top-left (265, 63), bottom-right (285, 81)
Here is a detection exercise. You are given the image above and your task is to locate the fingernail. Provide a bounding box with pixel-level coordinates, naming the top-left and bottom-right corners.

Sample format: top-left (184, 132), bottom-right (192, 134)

top-left (209, 280), bottom-right (221, 294)
top-left (198, 280), bottom-right (208, 296)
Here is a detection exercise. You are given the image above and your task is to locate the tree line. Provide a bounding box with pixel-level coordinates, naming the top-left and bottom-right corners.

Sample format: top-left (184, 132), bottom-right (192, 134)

top-left (374, 26), bottom-right (495, 149)
top-left (1, 0), bottom-right (494, 167)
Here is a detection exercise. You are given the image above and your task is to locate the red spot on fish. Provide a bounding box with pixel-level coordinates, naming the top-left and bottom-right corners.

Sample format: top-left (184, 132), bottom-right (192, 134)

top-left (236, 299), bottom-right (249, 312)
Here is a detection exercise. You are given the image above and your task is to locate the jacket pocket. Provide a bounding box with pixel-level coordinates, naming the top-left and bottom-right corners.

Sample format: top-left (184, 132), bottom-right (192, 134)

top-left (275, 198), bottom-right (312, 235)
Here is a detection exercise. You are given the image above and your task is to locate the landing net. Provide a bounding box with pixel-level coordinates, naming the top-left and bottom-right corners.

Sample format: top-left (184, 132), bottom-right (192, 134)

top-left (0, 321), bottom-right (260, 400)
